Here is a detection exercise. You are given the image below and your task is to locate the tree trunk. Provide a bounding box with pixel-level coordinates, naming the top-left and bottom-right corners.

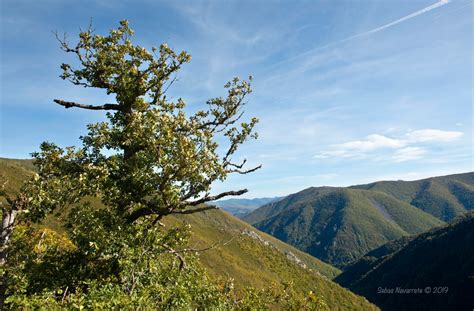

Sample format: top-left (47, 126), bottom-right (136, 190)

top-left (0, 208), bottom-right (18, 266)
top-left (0, 207), bottom-right (17, 310)
top-left (0, 195), bottom-right (26, 309)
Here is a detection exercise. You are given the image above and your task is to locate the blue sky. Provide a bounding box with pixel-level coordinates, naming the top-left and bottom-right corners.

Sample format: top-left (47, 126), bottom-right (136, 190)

top-left (1, 0), bottom-right (472, 198)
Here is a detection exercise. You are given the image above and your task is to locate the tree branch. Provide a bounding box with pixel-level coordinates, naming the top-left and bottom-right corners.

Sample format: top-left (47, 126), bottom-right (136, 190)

top-left (54, 99), bottom-right (122, 111)
top-left (185, 189), bottom-right (248, 207)
top-left (225, 159), bottom-right (247, 169)
top-left (227, 164), bottom-right (262, 175)
top-left (161, 243), bottom-right (186, 270)
top-left (171, 235), bottom-right (236, 254)
top-left (171, 205), bottom-right (218, 215)
top-left (127, 189), bottom-right (247, 223)
top-left (126, 207), bottom-right (154, 223)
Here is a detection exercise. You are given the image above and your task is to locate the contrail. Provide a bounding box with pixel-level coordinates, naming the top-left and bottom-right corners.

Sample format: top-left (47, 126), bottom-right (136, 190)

top-left (350, 0), bottom-right (450, 39)
top-left (266, 0), bottom-right (450, 70)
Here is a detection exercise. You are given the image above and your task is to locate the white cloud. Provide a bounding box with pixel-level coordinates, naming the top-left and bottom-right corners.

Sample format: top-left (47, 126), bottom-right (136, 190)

top-left (335, 134), bottom-right (406, 152)
top-left (392, 147), bottom-right (427, 162)
top-left (314, 134), bottom-right (406, 159)
top-left (314, 128), bottom-right (463, 162)
top-left (406, 129), bottom-right (463, 142)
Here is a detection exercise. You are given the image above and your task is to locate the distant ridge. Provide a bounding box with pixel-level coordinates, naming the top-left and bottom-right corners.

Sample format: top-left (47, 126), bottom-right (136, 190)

top-left (213, 196), bottom-right (283, 217)
top-left (351, 172), bottom-right (474, 221)
top-left (243, 172), bottom-right (473, 268)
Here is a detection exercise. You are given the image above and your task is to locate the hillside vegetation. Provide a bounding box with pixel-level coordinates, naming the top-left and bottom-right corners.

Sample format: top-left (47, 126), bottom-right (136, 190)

top-left (244, 186), bottom-right (444, 268)
top-left (335, 212), bottom-right (474, 311)
top-left (351, 172), bottom-right (474, 221)
top-left (0, 158), bottom-right (378, 310)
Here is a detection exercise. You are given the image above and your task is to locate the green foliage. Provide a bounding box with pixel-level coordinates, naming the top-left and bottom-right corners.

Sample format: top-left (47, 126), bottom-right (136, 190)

top-left (5, 220), bottom-right (331, 310)
top-left (0, 159), bottom-right (379, 310)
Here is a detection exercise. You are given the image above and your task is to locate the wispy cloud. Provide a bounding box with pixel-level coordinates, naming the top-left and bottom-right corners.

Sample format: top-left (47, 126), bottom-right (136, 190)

top-left (314, 128), bottom-right (463, 161)
top-left (392, 147), bottom-right (428, 162)
top-left (266, 0), bottom-right (450, 71)
top-left (2, 0), bottom-right (470, 197)
top-left (334, 134), bottom-right (406, 152)
top-left (406, 129), bottom-right (463, 142)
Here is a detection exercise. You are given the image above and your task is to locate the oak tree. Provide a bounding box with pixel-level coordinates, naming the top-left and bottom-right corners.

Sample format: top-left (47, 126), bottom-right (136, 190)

top-left (0, 20), bottom-right (261, 307)
top-left (33, 20), bottom-right (260, 224)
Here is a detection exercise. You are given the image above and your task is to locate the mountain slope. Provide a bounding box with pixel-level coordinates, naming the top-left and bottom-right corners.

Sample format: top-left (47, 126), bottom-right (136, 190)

top-left (0, 158), bottom-right (36, 197)
top-left (212, 196), bottom-right (282, 217)
top-left (335, 212), bottom-right (474, 311)
top-left (351, 172), bottom-right (474, 221)
top-left (168, 209), bottom-right (340, 280)
top-left (0, 158), bottom-right (378, 310)
top-left (166, 211), bottom-right (379, 310)
top-left (244, 187), bottom-right (444, 268)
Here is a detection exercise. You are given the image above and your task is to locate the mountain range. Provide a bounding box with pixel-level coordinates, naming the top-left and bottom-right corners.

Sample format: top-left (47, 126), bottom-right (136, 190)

top-left (3, 157), bottom-right (472, 310)
top-left (212, 197), bottom-right (282, 217)
top-left (243, 172), bottom-right (473, 268)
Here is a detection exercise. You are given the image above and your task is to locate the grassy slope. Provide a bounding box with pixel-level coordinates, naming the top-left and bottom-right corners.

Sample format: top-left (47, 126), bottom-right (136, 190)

top-left (334, 212), bottom-right (474, 311)
top-left (245, 187), bottom-right (443, 268)
top-left (0, 158), bottom-right (378, 310)
top-left (0, 158), bottom-right (36, 200)
top-left (352, 172), bottom-right (474, 221)
top-left (170, 210), bottom-right (340, 278)
top-left (167, 211), bottom-right (379, 310)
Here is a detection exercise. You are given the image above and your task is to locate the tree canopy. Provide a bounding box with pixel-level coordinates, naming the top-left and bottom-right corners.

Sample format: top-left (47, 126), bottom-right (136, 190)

top-left (32, 20), bottom-right (260, 224)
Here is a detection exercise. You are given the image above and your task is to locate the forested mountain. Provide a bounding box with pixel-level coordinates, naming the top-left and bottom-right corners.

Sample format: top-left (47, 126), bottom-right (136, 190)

top-left (213, 197), bottom-right (282, 217)
top-left (0, 158), bottom-right (378, 310)
top-left (351, 172), bottom-right (474, 221)
top-left (244, 186), bottom-right (444, 268)
top-left (335, 212), bottom-right (474, 311)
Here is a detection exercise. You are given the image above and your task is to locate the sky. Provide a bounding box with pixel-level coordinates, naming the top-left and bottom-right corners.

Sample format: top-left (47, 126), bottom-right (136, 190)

top-left (0, 0), bottom-right (473, 198)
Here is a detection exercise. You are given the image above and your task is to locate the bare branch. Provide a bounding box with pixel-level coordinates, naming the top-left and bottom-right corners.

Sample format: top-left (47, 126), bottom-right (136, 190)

top-left (185, 189), bottom-right (247, 207)
top-left (61, 286), bottom-right (69, 303)
top-left (171, 235), bottom-right (236, 254)
top-left (161, 243), bottom-right (186, 270)
top-left (162, 75), bottom-right (178, 95)
top-left (151, 216), bottom-right (166, 227)
top-left (54, 99), bottom-right (122, 111)
top-left (227, 164), bottom-right (262, 175)
top-left (225, 159), bottom-right (247, 169)
top-left (127, 189), bottom-right (247, 223)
